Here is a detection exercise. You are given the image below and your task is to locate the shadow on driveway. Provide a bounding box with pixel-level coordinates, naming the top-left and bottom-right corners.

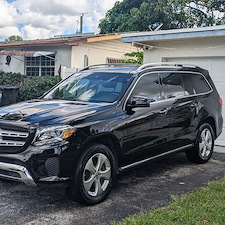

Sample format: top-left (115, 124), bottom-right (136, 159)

top-left (0, 152), bottom-right (225, 225)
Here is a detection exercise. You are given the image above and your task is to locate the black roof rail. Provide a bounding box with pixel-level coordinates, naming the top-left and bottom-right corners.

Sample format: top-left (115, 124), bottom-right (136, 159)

top-left (137, 62), bottom-right (200, 72)
top-left (79, 63), bottom-right (140, 72)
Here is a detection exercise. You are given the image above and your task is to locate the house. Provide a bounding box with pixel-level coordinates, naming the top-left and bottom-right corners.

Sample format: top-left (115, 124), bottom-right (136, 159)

top-left (0, 33), bottom-right (138, 79)
top-left (121, 25), bottom-right (225, 146)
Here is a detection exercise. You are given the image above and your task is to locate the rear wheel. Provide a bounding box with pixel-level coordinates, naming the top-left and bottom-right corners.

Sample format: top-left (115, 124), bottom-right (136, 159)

top-left (68, 144), bottom-right (116, 205)
top-left (186, 123), bottom-right (214, 164)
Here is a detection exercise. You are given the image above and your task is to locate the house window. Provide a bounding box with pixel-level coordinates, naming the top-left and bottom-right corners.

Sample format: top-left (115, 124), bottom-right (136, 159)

top-left (25, 55), bottom-right (55, 76)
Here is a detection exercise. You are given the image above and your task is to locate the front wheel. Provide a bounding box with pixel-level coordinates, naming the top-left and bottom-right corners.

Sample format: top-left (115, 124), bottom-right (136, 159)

top-left (186, 123), bottom-right (214, 164)
top-left (68, 144), bottom-right (116, 205)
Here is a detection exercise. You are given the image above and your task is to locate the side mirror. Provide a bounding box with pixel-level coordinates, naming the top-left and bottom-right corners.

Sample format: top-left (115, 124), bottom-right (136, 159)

top-left (127, 95), bottom-right (150, 109)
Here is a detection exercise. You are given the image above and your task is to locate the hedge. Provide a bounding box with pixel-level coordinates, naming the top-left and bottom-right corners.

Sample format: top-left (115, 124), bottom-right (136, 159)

top-left (0, 71), bottom-right (61, 101)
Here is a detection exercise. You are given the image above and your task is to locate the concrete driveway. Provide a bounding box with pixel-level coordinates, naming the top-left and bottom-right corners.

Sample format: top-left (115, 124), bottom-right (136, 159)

top-left (0, 147), bottom-right (225, 225)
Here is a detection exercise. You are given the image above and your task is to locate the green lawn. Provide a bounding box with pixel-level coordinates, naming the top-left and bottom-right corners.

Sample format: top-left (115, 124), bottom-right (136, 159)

top-left (114, 178), bottom-right (225, 225)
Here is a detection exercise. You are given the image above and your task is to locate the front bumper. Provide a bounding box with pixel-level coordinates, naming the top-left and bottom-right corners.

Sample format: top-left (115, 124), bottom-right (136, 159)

top-left (0, 132), bottom-right (83, 187)
top-left (0, 162), bottom-right (36, 186)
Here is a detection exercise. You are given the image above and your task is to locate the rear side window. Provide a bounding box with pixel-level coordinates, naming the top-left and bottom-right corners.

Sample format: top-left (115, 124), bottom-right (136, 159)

top-left (181, 73), bottom-right (211, 94)
top-left (189, 74), bottom-right (211, 94)
top-left (161, 73), bottom-right (185, 98)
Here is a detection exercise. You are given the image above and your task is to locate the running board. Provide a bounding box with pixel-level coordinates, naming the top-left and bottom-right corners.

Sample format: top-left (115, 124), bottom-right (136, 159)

top-left (119, 144), bottom-right (193, 172)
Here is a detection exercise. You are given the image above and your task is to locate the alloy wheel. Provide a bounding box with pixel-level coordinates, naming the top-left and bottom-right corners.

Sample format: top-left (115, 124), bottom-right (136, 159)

top-left (82, 153), bottom-right (111, 197)
top-left (199, 128), bottom-right (213, 158)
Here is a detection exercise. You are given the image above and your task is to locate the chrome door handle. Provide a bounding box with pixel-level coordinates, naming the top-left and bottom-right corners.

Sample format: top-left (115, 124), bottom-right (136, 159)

top-left (158, 109), bottom-right (168, 115)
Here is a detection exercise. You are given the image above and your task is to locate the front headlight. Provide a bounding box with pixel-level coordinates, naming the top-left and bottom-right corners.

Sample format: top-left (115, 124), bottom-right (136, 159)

top-left (34, 125), bottom-right (76, 146)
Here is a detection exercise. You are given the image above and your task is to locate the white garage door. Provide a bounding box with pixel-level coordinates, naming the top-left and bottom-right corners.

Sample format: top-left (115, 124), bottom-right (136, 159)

top-left (165, 57), bottom-right (225, 146)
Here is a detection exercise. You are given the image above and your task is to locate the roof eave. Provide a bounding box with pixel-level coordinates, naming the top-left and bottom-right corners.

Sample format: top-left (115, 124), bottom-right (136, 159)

top-left (0, 40), bottom-right (70, 48)
top-left (0, 33), bottom-right (122, 48)
top-left (0, 37), bottom-right (88, 48)
top-left (121, 26), bottom-right (225, 43)
top-left (87, 34), bottom-right (121, 43)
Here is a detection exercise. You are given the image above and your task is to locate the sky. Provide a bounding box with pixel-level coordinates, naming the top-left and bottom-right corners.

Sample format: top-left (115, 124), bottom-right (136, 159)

top-left (0, 0), bottom-right (121, 41)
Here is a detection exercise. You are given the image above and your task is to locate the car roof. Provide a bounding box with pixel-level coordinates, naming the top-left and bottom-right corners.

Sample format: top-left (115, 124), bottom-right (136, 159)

top-left (78, 63), bottom-right (209, 77)
top-left (80, 66), bottom-right (139, 75)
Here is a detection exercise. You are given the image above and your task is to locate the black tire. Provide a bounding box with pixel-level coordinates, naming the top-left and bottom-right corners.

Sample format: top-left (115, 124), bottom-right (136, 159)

top-left (186, 123), bottom-right (214, 164)
top-left (68, 143), bottom-right (116, 205)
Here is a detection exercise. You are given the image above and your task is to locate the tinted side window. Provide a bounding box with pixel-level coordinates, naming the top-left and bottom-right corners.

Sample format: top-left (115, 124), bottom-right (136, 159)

top-left (131, 73), bottom-right (161, 102)
top-left (188, 74), bottom-right (211, 94)
top-left (180, 73), bottom-right (195, 95)
top-left (161, 73), bottom-right (185, 98)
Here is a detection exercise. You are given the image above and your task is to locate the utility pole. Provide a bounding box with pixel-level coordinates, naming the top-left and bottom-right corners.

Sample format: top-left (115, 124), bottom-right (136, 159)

top-left (80, 13), bottom-right (84, 34)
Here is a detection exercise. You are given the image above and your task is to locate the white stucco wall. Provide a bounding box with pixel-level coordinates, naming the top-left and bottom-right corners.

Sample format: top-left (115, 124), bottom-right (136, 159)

top-left (0, 54), bottom-right (24, 74)
top-left (53, 46), bottom-right (71, 75)
top-left (71, 39), bottom-right (137, 69)
top-left (143, 37), bottom-right (225, 63)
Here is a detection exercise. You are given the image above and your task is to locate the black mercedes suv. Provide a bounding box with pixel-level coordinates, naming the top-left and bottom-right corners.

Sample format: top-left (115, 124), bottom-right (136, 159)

top-left (0, 63), bottom-right (223, 205)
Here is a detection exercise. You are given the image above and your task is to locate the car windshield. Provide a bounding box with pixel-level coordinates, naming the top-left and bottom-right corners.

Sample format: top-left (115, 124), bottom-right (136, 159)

top-left (44, 71), bottom-right (132, 103)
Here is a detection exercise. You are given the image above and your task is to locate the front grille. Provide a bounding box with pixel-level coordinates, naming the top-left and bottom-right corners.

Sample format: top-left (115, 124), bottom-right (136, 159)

top-left (0, 128), bottom-right (29, 147)
top-left (0, 124), bottom-right (34, 153)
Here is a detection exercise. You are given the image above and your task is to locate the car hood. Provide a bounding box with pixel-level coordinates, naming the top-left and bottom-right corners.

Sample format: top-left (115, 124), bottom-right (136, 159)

top-left (0, 99), bottom-right (115, 126)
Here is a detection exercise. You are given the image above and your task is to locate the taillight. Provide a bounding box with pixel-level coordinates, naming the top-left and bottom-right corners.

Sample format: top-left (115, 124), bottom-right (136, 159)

top-left (219, 97), bottom-right (223, 107)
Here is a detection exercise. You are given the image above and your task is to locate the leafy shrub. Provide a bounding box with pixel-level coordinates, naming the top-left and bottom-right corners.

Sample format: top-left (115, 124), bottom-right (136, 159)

top-left (123, 51), bottom-right (143, 64)
top-left (0, 71), bottom-right (26, 87)
top-left (0, 71), bottom-right (61, 101)
top-left (19, 76), bottom-right (61, 101)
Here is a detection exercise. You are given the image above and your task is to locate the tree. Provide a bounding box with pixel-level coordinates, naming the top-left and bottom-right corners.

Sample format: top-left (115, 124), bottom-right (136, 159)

top-left (5, 35), bottom-right (23, 42)
top-left (99, 0), bottom-right (172, 33)
top-left (169, 0), bottom-right (225, 27)
top-left (98, 0), bottom-right (225, 34)
top-left (123, 51), bottom-right (144, 64)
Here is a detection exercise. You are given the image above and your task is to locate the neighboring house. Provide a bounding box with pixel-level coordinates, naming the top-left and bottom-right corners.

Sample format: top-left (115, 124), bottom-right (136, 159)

top-left (0, 33), bottom-right (137, 79)
top-left (121, 25), bottom-right (225, 146)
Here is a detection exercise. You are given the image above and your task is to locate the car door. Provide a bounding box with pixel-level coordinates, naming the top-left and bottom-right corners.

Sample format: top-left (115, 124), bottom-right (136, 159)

top-left (160, 72), bottom-right (198, 151)
top-left (116, 72), bottom-right (171, 165)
